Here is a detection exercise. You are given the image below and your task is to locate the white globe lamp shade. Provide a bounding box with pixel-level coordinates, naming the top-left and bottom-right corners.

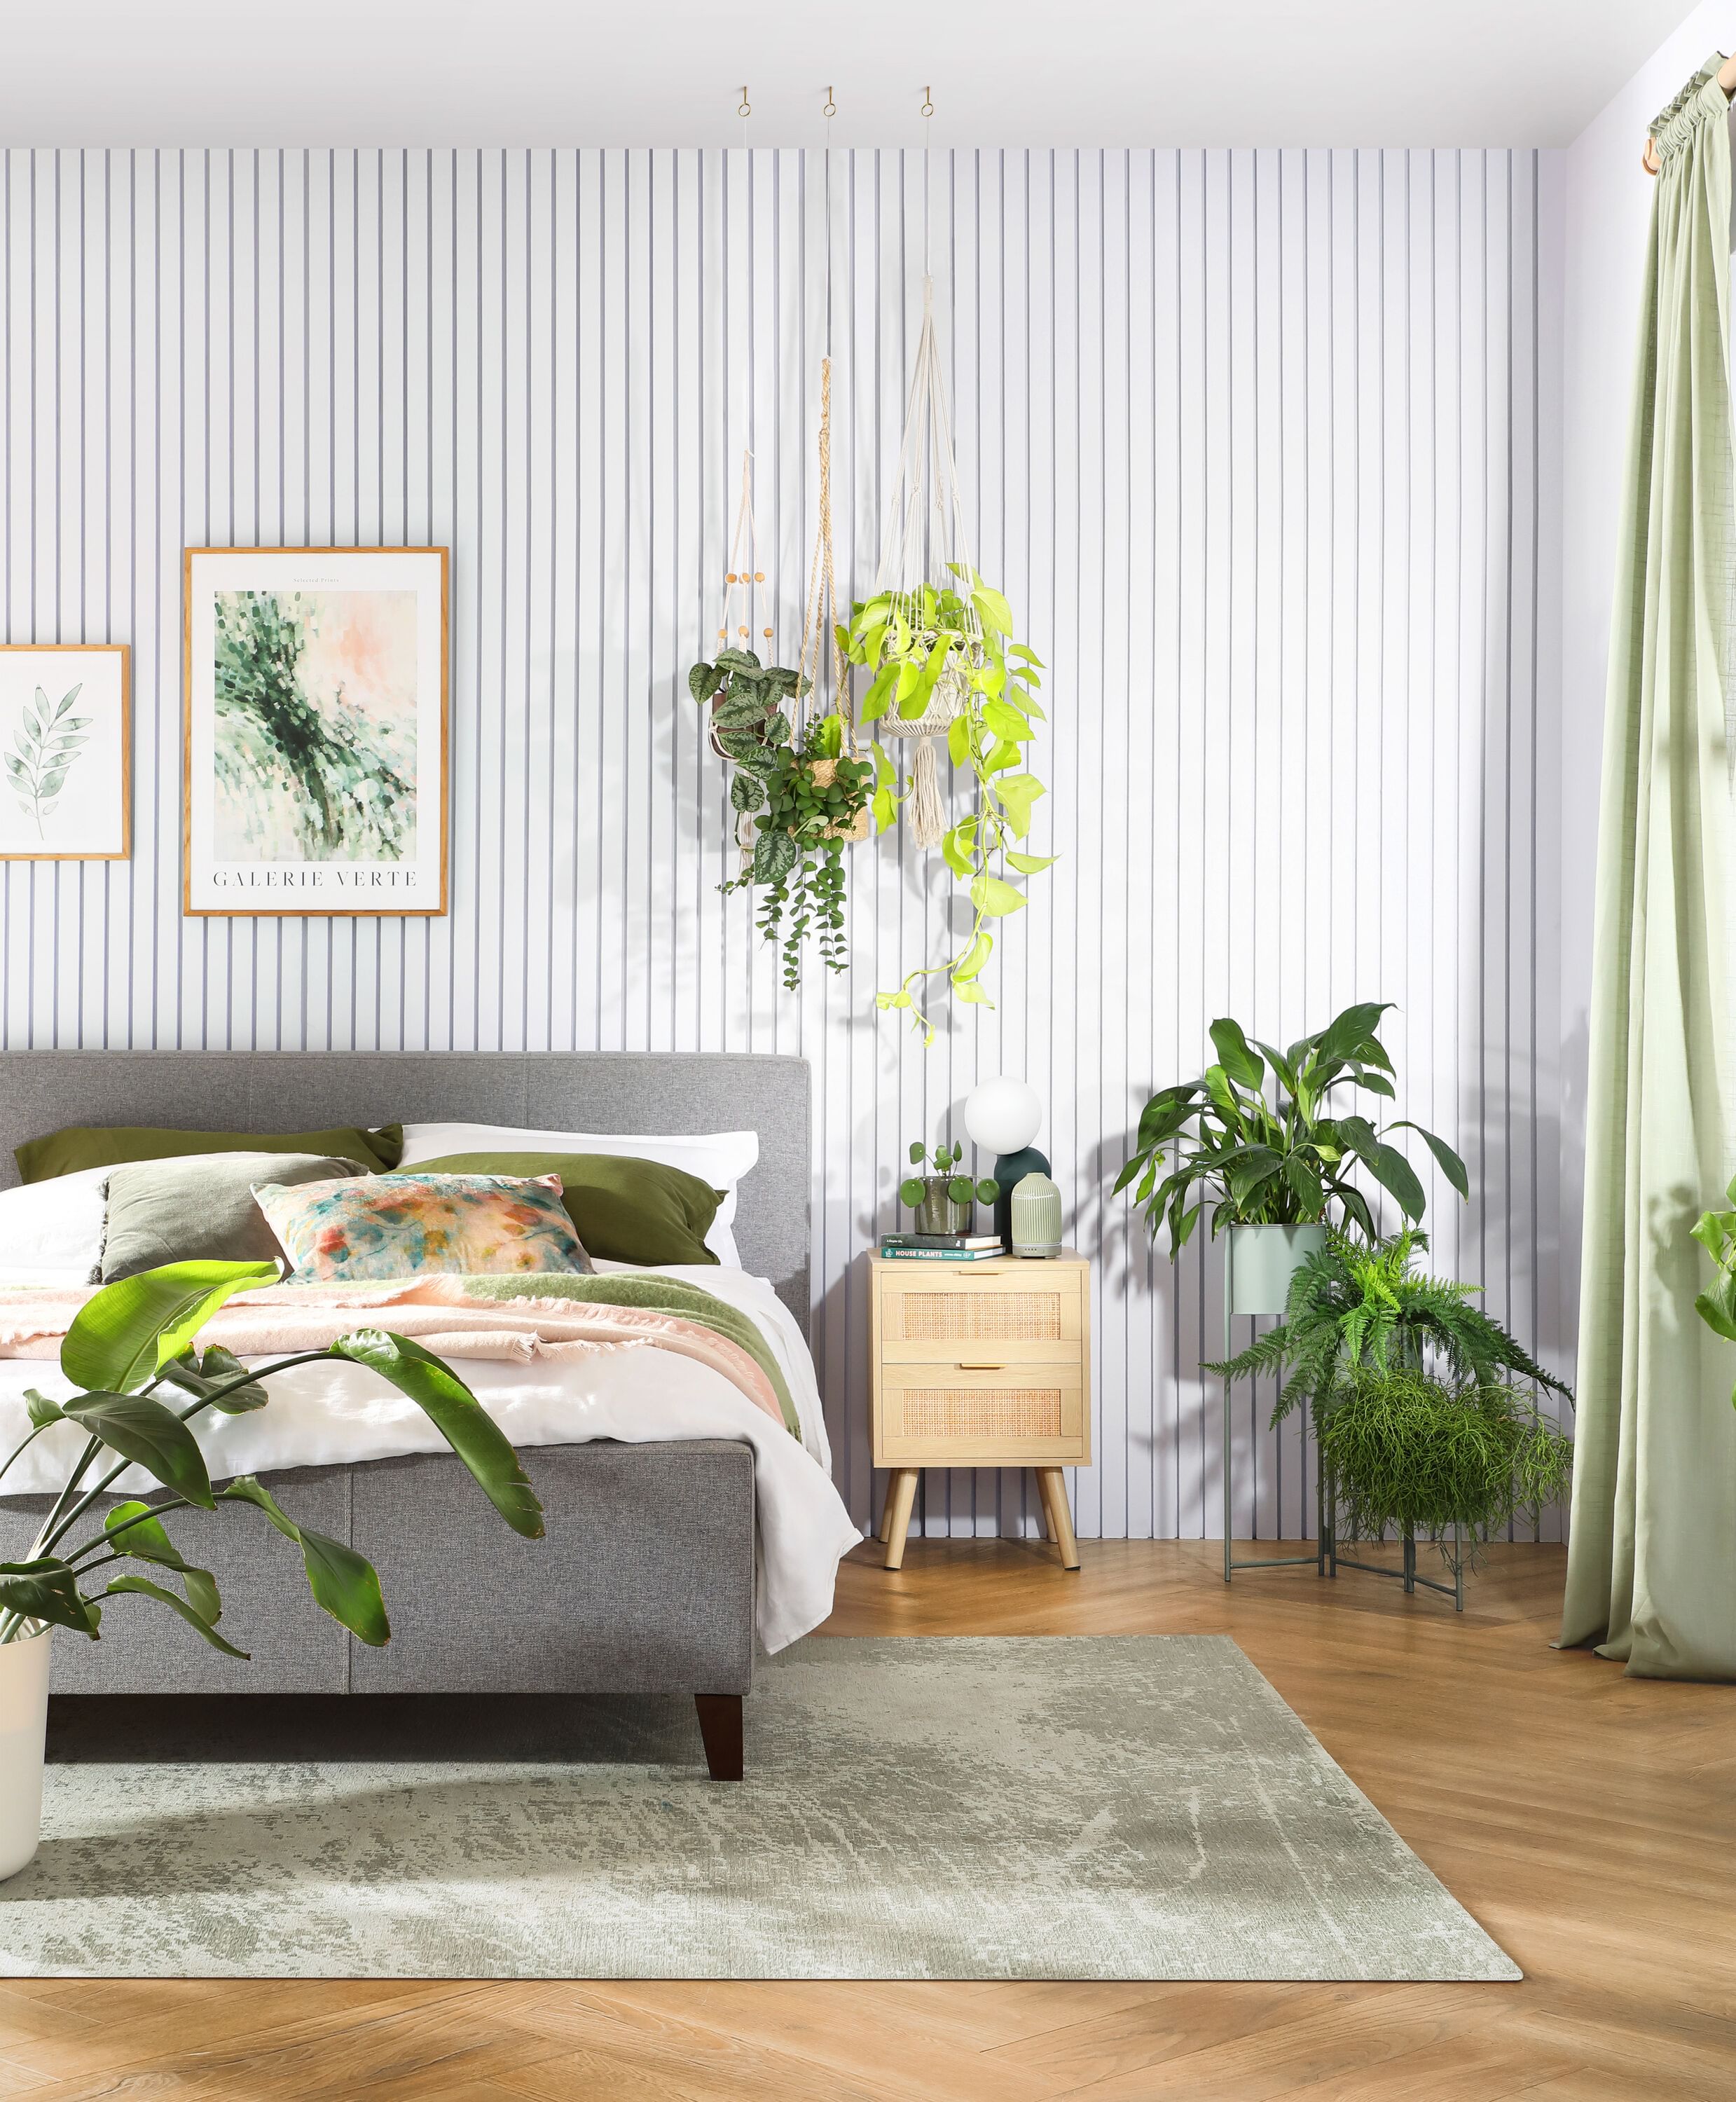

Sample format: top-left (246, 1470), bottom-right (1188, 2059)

top-left (965, 1078), bottom-right (1042, 1157)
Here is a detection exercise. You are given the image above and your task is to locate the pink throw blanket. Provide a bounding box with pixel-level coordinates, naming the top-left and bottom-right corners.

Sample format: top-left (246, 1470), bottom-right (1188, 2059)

top-left (0, 1275), bottom-right (787, 1429)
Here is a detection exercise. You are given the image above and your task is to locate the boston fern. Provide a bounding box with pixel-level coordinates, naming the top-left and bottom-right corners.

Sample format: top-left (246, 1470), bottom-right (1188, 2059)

top-left (1116, 1002), bottom-right (1468, 1253)
top-left (0, 1260), bottom-right (543, 1654)
top-left (1206, 1227), bottom-right (1571, 1429)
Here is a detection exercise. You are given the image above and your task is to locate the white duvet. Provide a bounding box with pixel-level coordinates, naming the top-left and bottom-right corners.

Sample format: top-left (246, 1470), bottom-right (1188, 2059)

top-left (0, 1262), bottom-right (861, 1652)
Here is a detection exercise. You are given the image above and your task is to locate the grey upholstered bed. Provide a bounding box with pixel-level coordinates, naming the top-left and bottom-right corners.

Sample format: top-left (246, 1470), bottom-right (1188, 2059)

top-left (0, 1051), bottom-right (813, 1780)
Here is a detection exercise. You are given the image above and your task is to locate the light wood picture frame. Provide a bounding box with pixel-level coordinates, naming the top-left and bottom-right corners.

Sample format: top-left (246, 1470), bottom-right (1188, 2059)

top-left (182, 547), bottom-right (449, 916)
top-left (0, 645), bottom-right (130, 861)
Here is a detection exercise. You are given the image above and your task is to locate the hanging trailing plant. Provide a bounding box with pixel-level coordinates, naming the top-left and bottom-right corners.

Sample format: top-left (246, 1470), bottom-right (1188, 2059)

top-left (689, 377), bottom-right (890, 990)
top-left (846, 279), bottom-right (1053, 1043)
top-left (844, 564), bottom-right (1049, 1039)
top-left (718, 709), bottom-right (877, 989)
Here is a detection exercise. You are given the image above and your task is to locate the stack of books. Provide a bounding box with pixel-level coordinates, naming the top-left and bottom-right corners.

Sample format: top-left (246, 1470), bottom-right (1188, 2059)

top-left (879, 1232), bottom-right (1005, 1262)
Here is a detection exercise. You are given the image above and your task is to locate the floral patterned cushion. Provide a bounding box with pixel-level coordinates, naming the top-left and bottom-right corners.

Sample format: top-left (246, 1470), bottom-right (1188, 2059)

top-left (254, 1172), bottom-right (592, 1283)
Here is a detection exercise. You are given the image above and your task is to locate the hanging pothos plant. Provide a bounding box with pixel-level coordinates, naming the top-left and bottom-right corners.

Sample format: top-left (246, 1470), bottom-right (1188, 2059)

top-left (842, 564), bottom-right (1051, 1041)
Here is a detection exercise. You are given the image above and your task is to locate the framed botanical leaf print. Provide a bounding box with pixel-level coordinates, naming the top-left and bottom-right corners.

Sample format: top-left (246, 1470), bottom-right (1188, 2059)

top-left (182, 547), bottom-right (448, 916)
top-left (0, 645), bottom-right (130, 860)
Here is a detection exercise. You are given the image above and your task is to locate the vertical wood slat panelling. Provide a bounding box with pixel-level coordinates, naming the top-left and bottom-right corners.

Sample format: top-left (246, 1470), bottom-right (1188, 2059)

top-left (0, 146), bottom-right (1563, 1542)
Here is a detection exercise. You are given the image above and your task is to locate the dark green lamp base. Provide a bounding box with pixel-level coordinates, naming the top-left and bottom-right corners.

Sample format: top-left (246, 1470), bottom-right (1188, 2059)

top-left (992, 1146), bottom-right (1052, 1250)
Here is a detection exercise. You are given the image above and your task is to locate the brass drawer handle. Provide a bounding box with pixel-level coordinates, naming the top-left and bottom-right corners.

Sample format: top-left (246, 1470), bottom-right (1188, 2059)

top-left (954, 1361), bottom-right (1007, 1371)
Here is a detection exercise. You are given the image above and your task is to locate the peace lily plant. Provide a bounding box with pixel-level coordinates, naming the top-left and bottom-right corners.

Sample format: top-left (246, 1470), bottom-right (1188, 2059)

top-left (843, 565), bottom-right (1052, 1041)
top-left (1117, 1003), bottom-right (1468, 1253)
top-left (0, 1258), bottom-right (544, 1880)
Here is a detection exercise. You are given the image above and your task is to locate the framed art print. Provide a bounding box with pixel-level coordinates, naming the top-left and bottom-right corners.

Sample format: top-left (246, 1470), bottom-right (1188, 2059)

top-left (0, 645), bottom-right (130, 860)
top-left (183, 547), bottom-right (448, 916)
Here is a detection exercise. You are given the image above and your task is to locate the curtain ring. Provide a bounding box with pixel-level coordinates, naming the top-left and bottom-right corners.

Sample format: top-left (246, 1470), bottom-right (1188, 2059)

top-left (824, 87), bottom-right (836, 118)
top-left (738, 86), bottom-right (752, 118)
top-left (921, 86), bottom-right (935, 118)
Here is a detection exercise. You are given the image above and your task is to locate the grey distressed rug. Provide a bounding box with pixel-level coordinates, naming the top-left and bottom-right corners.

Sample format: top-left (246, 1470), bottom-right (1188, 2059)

top-left (0, 1635), bottom-right (1517, 1981)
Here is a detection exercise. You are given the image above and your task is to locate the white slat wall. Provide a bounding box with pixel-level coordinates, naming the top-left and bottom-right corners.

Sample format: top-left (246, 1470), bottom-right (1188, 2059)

top-left (0, 146), bottom-right (1565, 1541)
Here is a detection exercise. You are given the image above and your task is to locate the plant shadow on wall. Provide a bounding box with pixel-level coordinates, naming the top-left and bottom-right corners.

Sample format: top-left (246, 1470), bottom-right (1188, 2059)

top-left (212, 590), bottom-right (415, 863)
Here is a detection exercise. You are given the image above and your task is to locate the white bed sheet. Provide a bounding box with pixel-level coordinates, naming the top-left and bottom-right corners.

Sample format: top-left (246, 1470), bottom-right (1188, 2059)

top-left (0, 1263), bottom-right (858, 1652)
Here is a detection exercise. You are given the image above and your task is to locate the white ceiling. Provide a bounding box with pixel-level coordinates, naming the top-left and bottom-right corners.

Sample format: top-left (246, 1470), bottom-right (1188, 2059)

top-left (0, 0), bottom-right (1705, 147)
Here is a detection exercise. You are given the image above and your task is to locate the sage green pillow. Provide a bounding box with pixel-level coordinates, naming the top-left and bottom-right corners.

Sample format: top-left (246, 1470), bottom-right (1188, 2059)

top-left (99, 1150), bottom-right (370, 1283)
top-left (18, 1120), bottom-right (404, 1185)
top-left (411, 1151), bottom-right (722, 1268)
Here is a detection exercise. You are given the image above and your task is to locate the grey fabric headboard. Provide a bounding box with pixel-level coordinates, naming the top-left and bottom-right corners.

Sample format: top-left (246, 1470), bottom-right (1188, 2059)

top-left (0, 1052), bottom-right (812, 1326)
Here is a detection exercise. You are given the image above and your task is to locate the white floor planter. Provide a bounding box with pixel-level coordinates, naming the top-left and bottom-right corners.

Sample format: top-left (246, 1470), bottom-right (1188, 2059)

top-left (0, 1628), bottom-right (51, 1881)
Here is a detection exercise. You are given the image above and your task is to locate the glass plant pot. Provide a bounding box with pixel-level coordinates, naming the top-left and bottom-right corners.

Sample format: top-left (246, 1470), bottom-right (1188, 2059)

top-left (916, 1178), bottom-right (972, 1236)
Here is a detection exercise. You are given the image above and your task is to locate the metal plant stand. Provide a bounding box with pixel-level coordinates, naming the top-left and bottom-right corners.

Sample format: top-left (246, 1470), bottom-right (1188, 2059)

top-left (1218, 1226), bottom-right (1468, 1610)
top-left (1222, 1225), bottom-right (1329, 1584)
top-left (1322, 1490), bottom-right (1467, 1612)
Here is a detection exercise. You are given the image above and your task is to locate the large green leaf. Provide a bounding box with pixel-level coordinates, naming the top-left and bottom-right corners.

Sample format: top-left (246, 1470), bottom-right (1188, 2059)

top-left (969, 874), bottom-right (1026, 919)
top-left (1696, 1286), bottom-right (1736, 1344)
top-left (1313, 1001), bottom-right (1396, 1071)
top-left (219, 1476), bottom-right (392, 1645)
top-left (1363, 1143), bottom-right (1428, 1223)
top-left (104, 1574), bottom-right (248, 1658)
top-left (993, 772), bottom-right (1046, 837)
top-left (61, 1260), bottom-right (279, 1393)
top-left (103, 1498), bottom-right (186, 1565)
top-left (1283, 1151), bottom-right (1324, 1214)
top-left (1208, 1019), bottom-right (1266, 1091)
top-left (326, 1331), bottom-right (545, 1540)
top-left (99, 1502), bottom-right (221, 1629)
top-left (0, 1556), bottom-right (99, 1637)
top-left (62, 1392), bottom-right (215, 1508)
top-left (751, 830), bottom-right (799, 885)
top-left (1389, 1120), bottom-right (1470, 1200)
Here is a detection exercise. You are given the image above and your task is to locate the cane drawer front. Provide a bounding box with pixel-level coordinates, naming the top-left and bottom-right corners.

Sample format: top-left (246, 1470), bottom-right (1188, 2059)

top-left (877, 1264), bottom-right (1084, 1363)
top-left (874, 1361), bottom-right (1087, 1466)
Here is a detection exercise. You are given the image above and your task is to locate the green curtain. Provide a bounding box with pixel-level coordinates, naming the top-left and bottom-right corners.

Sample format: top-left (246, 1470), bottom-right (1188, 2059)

top-left (1560, 57), bottom-right (1736, 1679)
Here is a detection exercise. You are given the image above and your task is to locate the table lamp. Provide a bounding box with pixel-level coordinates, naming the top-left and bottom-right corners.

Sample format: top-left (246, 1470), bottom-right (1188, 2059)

top-left (964, 1077), bottom-right (1050, 1251)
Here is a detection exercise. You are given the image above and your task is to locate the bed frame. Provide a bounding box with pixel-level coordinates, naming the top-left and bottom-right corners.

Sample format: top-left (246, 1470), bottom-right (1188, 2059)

top-left (0, 1050), bottom-right (812, 1781)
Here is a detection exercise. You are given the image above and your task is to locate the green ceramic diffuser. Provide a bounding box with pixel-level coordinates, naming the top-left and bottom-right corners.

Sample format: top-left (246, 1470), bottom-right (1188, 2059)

top-left (1010, 1172), bottom-right (1063, 1258)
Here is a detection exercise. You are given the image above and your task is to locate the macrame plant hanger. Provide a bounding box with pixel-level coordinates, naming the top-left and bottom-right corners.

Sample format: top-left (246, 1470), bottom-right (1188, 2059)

top-left (713, 449), bottom-right (773, 865)
top-left (874, 85), bottom-right (979, 848)
top-left (792, 85), bottom-right (870, 842)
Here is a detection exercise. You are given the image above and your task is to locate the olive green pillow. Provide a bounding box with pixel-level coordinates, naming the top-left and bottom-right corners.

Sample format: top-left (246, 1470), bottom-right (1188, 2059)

top-left (17, 1120), bottom-right (404, 1185)
top-left (411, 1151), bottom-right (722, 1268)
top-left (99, 1150), bottom-right (370, 1282)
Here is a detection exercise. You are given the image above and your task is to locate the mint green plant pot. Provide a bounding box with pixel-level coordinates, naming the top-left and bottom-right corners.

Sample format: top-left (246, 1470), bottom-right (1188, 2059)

top-left (1225, 1223), bottom-right (1330, 1319)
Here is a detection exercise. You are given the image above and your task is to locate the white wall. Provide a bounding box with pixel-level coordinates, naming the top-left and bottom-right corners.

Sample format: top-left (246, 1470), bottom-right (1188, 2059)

top-left (0, 146), bottom-right (1562, 1541)
top-left (1556, 11), bottom-right (1727, 1395)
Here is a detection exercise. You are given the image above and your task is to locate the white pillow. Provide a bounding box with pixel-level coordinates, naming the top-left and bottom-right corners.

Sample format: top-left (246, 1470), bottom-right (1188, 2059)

top-left (0, 1163), bottom-right (111, 1284)
top-left (395, 1123), bottom-right (759, 1267)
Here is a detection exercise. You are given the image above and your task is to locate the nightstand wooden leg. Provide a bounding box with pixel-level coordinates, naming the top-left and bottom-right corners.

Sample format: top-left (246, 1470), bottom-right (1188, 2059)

top-left (882, 1469), bottom-right (919, 1570)
top-left (1035, 1468), bottom-right (1080, 1570)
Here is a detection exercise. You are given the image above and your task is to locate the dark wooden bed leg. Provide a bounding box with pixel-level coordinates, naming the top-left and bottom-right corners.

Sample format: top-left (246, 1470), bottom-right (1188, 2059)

top-left (694, 1693), bottom-right (743, 1781)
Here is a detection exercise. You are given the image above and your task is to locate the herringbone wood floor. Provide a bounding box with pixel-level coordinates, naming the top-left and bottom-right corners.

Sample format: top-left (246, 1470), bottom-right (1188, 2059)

top-left (0, 1539), bottom-right (1730, 2100)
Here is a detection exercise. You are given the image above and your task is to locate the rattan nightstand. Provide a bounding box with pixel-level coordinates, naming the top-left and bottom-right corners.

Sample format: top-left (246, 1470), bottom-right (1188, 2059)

top-left (869, 1249), bottom-right (1091, 1571)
